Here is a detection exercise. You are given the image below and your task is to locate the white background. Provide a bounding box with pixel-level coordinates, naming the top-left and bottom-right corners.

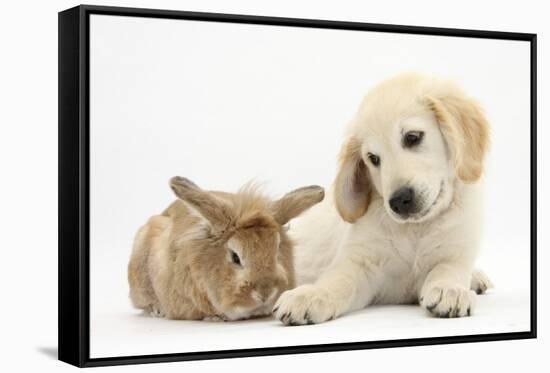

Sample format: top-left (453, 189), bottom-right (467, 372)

top-left (0, 0), bottom-right (548, 372)
top-left (88, 12), bottom-right (531, 358)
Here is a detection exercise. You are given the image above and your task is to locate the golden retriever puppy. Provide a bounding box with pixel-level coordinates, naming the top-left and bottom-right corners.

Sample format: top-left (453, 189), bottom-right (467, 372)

top-left (273, 73), bottom-right (492, 325)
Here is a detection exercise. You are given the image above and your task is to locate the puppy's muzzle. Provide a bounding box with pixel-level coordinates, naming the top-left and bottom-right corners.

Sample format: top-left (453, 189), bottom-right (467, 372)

top-left (389, 187), bottom-right (417, 217)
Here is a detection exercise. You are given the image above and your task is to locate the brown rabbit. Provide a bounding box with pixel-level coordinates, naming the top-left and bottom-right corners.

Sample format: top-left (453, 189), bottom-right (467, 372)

top-left (128, 176), bottom-right (324, 321)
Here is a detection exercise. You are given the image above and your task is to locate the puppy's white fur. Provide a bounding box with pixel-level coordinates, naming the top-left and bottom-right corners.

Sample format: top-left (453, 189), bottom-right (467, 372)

top-left (274, 73), bottom-right (490, 325)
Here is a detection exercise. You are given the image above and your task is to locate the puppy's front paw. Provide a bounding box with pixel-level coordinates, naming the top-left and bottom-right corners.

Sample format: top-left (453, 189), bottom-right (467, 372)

top-left (420, 286), bottom-right (476, 318)
top-left (273, 285), bottom-right (338, 326)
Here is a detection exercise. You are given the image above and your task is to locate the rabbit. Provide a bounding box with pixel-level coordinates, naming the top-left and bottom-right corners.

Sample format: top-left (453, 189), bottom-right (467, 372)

top-left (128, 176), bottom-right (325, 321)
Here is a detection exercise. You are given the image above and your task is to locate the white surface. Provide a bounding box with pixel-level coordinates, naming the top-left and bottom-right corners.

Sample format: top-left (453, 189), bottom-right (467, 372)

top-left (88, 9), bottom-right (531, 358)
top-left (92, 286), bottom-right (529, 357)
top-left (0, 0), bottom-right (547, 372)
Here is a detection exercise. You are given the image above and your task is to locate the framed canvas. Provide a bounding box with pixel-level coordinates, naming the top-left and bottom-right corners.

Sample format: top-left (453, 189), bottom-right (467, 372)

top-left (58, 4), bottom-right (537, 368)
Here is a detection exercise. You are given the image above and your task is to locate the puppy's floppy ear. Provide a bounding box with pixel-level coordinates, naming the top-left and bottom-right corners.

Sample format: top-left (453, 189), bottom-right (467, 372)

top-left (426, 93), bottom-right (489, 183)
top-left (334, 136), bottom-right (371, 223)
top-left (170, 176), bottom-right (233, 229)
top-left (271, 185), bottom-right (325, 225)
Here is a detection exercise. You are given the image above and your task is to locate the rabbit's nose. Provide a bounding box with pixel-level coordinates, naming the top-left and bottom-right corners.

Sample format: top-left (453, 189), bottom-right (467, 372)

top-left (256, 281), bottom-right (274, 303)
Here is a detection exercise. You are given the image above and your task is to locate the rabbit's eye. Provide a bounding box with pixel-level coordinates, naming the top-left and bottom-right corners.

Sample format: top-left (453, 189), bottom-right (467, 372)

top-left (230, 250), bottom-right (242, 266)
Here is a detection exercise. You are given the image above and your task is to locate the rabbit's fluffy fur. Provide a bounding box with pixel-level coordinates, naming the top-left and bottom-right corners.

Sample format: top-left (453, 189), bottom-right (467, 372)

top-left (128, 177), bottom-right (324, 321)
top-left (274, 73), bottom-right (493, 326)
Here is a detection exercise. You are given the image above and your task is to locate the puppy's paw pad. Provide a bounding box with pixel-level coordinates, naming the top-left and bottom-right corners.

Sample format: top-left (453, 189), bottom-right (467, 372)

top-left (421, 286), bottom-right (475, 318)
top-left (273, 285), bottom-right (337, 326)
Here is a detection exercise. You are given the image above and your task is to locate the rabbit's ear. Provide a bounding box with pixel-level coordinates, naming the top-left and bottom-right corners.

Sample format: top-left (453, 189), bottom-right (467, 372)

top-left (170, 176), bottom-right (233, 229)
top-left (272, 185), bottom-right (325, 225)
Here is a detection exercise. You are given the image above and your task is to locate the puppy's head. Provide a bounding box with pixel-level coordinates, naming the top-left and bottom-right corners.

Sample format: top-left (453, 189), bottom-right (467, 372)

top-left (334, 73), bottom-right (489, 224)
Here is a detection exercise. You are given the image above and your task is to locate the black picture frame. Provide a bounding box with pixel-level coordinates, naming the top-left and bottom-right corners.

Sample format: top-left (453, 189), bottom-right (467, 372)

top-left (58, 4), bottom-right (537, 368)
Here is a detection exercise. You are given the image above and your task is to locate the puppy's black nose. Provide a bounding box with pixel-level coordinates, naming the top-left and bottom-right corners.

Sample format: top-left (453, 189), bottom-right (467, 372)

top-left (389, 187), bottom-right (415, 216)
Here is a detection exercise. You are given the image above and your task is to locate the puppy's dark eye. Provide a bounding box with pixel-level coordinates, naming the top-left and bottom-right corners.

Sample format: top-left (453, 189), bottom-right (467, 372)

top-left (403, 131), bottom-right (424, 148)
top-left (367, 153), bottom-right (380, 167)
top-left (230, 251), bottom-right (241, 266)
